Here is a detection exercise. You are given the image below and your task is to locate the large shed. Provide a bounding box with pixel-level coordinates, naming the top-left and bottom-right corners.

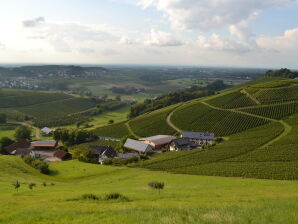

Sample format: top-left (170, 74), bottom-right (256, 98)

top-left (124, 139), bottom-right (153, 154)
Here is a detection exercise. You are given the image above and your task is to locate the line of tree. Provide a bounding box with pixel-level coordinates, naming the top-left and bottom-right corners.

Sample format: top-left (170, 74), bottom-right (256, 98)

top-left (53, 129), bottom-right (97, 146)
top-left (128, 80), bottom-right (228, 118)
top-left (265, 68), bottom-right (298, 78)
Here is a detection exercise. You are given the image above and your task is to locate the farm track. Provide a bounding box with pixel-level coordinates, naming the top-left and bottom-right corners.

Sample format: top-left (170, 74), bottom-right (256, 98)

top-left (125, 121), bottom-right (139, 138)
top-left (201, 101), bottom-right (292, 150)
top-left (241, 89), bottom-right (261, 105)
top-left (166, 106), bottom-right (183, 133)
top-left (20, 122), bottom-right (41, 140)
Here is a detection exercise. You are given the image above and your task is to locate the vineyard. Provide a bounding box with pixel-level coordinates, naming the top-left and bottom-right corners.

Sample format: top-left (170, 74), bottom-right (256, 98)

top-left (129, 106), bottom-right (177, 137)
top-left (246, 85), bottom-right (298, 104)
top-left (171, 102), bottom-right (269, 136)
top-left (239, 102), bottom-right (298, 120)
top-left (93, 121), bottom-right (130, 138)
top-left (138, 122), bottom-right (285, 175)
top-left (0, 89), bottom-right (71, 108)
top-left (206, 91), bottom-right (257, 109)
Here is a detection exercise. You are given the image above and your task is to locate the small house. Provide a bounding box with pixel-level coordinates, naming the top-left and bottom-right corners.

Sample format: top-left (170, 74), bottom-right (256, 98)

top-left (124, 139), bottom-right (153, 154)
top-left (89, 145), bottom-right (117, 164)
top-left (182, 131), bottom-right (215, 145)
top-left (170, 138), bottom-right (197, 151)
top-left (140, 135), bottom-right (176, 150)
top-left (53, 150), bottom-right (72, 161)
top-left (3, 140), bottom-right (33, 156)
top-left (41, 127), bottom-right (53, 136)
top-left (31, 140), bottom-right (58, 150)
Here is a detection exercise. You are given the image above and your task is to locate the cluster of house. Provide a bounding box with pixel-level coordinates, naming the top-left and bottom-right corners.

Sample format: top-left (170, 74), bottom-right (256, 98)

top-left (2, 140), bottom-right (71, 162)
top-left (124, 131), bottom-right (215, 154)
top-left (1, 130), bottom-right (215, 165)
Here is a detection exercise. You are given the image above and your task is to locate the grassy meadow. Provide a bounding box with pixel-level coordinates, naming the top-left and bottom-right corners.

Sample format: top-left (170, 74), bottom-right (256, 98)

top-left (0, 156), bottom-right (298, 224)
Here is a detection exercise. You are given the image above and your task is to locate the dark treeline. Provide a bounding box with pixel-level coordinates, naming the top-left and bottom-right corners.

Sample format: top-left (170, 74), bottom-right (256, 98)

top-left (265, 68), bottom-right (298, 79)
top-left (129, 80), bottom-right (228, 118)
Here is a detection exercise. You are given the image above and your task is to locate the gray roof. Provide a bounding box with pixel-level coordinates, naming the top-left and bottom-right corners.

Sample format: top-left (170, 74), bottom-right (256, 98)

top-left (31, 140), bottom-right (57, 146)
top-left (41, 127), bottom-right (52, 134)
top-left (117, 153), bottom-right (140, 159)
top-left (124, 139), bottom-right (152, 153)
top-left (140, 135), bottom-right (176, 145)
top-left (182, 131), bottom-right (215, 140)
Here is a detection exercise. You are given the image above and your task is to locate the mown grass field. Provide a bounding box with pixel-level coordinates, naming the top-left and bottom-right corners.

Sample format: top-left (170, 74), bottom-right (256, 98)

top-left (0, 156), bottom-right (298, 224)
top-left (93, 121), bottom-right (130, 138)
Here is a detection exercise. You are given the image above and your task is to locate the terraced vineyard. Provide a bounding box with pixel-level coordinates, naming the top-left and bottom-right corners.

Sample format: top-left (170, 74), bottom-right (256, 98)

top-left (239, 102), bottom-right (298, 119)
top-left (171, 102), bottom-right (269, 136)
top-left (207, 91), bottom-right (257, 109)
top-left (129, 106), bottom-right (177, 137)
top-left (93, 121), bottom-right (130, 138)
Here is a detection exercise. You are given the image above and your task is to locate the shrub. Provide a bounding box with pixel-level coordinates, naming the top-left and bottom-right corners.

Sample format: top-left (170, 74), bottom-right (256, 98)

top-left (81, 194), bottom-right (99, 200)
top-left (28, 183), bottom-right (36, 190)
top-left (22, 155), bottom-right (50, 174)
top-left (104, 193), bottom-right (128, 201)
top-left (148, 181), bottom-right (165, 194)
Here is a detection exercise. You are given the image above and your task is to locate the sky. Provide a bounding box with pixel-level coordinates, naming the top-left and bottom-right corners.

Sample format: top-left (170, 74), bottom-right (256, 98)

top-left (0, 0), bottom-right (298, 68)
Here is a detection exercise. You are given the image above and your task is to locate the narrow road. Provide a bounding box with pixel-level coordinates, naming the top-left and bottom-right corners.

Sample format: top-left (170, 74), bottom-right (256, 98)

top-left (166, 109), bottom-right (182, 133)
top-left (20, 122), bottom-right (41, 140)
top-left (201, 101), bottom-right (292, 149)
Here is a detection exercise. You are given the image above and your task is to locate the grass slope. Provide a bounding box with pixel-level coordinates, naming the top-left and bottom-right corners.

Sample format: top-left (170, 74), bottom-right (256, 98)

top-left (0, 156), bottom-right (298, 223)
top-left (93, 121), bottom-right (130, 138)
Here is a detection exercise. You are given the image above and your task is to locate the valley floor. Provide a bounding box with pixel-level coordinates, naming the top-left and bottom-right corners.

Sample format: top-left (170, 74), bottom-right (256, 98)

top-left (0, 156), bottom-right (298, 224)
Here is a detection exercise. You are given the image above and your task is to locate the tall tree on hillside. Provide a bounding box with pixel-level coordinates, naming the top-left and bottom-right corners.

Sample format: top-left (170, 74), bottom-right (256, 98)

top-left (14, 126), bottom-right (31, 141)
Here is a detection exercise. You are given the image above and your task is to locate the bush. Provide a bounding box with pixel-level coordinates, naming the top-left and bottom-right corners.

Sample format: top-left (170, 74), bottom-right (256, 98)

top-left (103, 156), bottom-right (139, 166)
top-left (81, 194), bottom-right (99, 200)
top-left (22, 155), bottom-right (50, 174)
top-left (148, 181), bottom-right (165, 194)
top-left (104, 193), bottom-right (128, 201)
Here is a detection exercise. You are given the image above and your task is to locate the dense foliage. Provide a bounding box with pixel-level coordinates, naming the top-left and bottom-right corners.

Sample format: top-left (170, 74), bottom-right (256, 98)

top-left (53, 129), bottom-right (97, 146)
top-left (129, 80), bottom-right (227, 118)
top-left (22, 155), bottom-right (50, 174)
top-left (265, 68), bottom-right (298, 79)
top-left (14, 126), bottom-right (31, 141)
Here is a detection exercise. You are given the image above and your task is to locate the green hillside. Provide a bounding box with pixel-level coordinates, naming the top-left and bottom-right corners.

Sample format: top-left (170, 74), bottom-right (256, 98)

top-left (130, 77), bottom-right (298, 179)
top-left (0, 156), bottom-right (298, 224)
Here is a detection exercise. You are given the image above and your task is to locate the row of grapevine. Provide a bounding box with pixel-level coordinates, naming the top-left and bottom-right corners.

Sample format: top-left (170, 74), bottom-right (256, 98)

top-left (129, 106), bottom-right (177, 137)
top-left (93, 122), bottom-right (130, 138)
top-left (140, 122), bottom-right (283, 173)
top-left (171, 102), bottom-right (269, 136)
top-left (207, 91), bottom-right (257, 109)
top-left (240, 102), bottom-right (298, 119)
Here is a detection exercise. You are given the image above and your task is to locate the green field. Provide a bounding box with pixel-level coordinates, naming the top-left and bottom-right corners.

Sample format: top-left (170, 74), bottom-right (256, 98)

top-left (93, 122), bottom-right (130, 138)
top-left (0, 156), bottom-right (298, 224)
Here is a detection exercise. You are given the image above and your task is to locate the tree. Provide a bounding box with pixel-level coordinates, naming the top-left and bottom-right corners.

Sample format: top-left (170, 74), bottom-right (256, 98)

top-left (148, 181), bottom-right (164, 194)
top-left (0, 137), bottom-right (14, 152)
top-left (12, 180), bottom-right (21, 192)
top-left (0, 113), bottom-right (7, 123)
top-left (108, 120), bottom-right (114, 125)
top-left (14, 126), bottom-right (31, 141)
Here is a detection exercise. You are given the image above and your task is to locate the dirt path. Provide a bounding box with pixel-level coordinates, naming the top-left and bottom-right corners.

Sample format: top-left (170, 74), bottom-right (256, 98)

top-left (166, 108), bottom-right (182, 133)
top-left (125, 121), bottom-right (139, 138)
top-left (240, 89), bottom-right (261, 105)
top-left (20, 122), bottom-right (41, 140)
top-left (201, 101), bottom-right (292, 149)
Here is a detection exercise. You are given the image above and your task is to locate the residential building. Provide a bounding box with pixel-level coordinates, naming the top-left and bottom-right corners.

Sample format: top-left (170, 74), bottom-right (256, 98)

top-left (124, 139), bottom-right (153, 154)
top-left (169, 138), bottom-right (197, 151)
top-left (89, 145), bottom-right (117, 164)
top-left (41, 127), bottom-right (53, 136)
top-left (53, 150), bottom-right (72, 161)
top-left (182, 131), bottom-right (215, 145)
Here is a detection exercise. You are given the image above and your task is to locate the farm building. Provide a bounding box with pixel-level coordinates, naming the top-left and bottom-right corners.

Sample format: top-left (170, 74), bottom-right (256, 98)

top-left (124, 139), bottom-right (153, 154)
top-left (182, 131), bottom-right (215, 145)
top-left (169, 138), bottom-right (197, 151)
top-left (3, 140), bottom-right (34, 156)
top-left (140, 135), bottom-right (176, 149)
top-left (41, 127), bottom-right (53, 136)
top-left (53, 150), bottom-right (72, 161)
top-left (89, 145), bottom-right (117, 164)
top-left (31, 140), bottom-right (58, 150)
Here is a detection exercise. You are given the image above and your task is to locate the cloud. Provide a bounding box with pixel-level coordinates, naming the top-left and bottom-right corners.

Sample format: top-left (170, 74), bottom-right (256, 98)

top-left (102, 49), bottom-right (120, 56)
top-left (119, 36), bottom-right (140, 45)
top-left (257, 28), bottom-right (298, 52)
top-left (145, 29), bottom-right (182, 47)
top-left (79, 48), bottom-right (96, 54)
top-left (22, 17), bottom-right (45, 27)
top-left (0, 42), bottom-right (5, 50)
top-left (197, 34), bottom-right (253, 53)
top-left (138, 0), bottom-right (293, 30)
